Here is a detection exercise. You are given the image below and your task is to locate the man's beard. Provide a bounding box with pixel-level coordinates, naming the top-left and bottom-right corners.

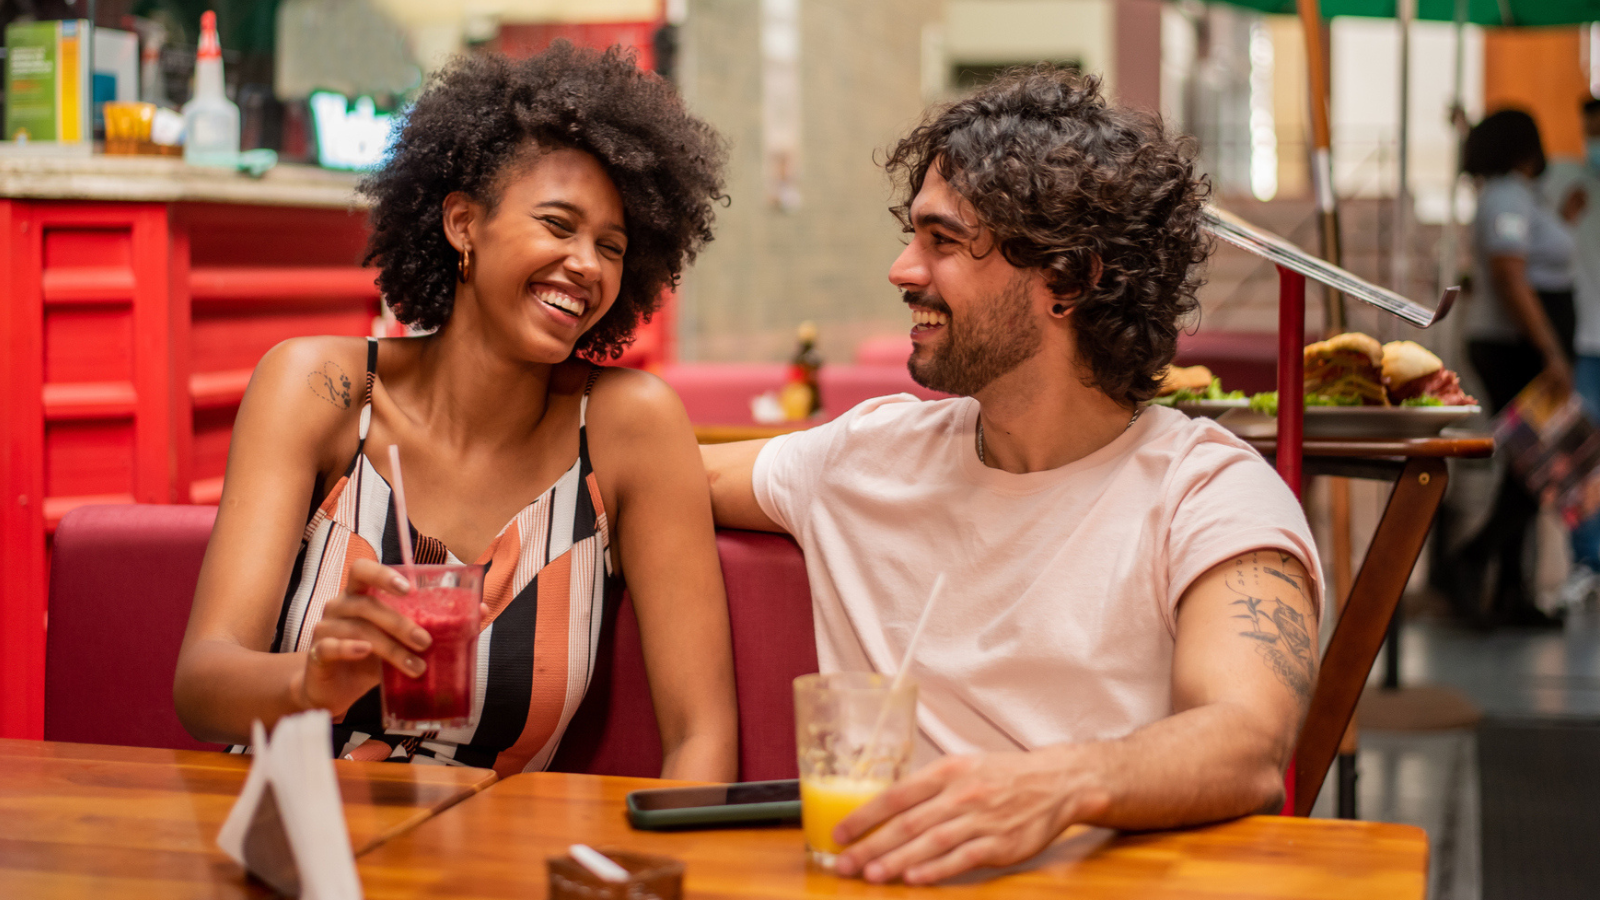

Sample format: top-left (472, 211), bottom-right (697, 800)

top-left (906, 273), bottom-right (1042, 397)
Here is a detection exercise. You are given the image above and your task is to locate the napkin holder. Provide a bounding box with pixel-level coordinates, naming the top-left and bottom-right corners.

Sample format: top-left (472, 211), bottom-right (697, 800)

top-left (548, 849), bottom-right (684, 900)
top-left (216, 710), bottom-right (362, 899)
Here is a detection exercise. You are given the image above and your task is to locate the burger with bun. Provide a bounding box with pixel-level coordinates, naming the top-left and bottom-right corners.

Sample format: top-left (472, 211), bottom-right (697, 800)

top-left (1302, 332), bottom-right (1388, 405)
top-left (1159, 365), bottom-right (1214, 396)
top-left (1381, 340), bottom-right (1476, 406)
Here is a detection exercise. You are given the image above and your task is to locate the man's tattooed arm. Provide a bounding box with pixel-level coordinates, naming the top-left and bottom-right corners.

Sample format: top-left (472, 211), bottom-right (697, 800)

top-left (1225, 550), bottom-right (1317, 709)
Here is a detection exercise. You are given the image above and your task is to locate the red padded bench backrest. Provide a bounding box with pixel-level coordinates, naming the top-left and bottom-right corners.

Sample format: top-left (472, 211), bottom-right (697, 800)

top-left (552, 530), bottom-right (817, 780)
top-left (46, 504), bottom-right (223, 751)
top-left (47, 505), bottom-right (818, 780)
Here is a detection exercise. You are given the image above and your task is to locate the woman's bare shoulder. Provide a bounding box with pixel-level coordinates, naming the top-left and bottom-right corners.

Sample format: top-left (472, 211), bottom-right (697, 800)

top-left (252, 336), bottom-right (372, 411)
top-left (584, 364), bottom-right (691, 436)
top-left (237, 336), bottom-right (373, 466)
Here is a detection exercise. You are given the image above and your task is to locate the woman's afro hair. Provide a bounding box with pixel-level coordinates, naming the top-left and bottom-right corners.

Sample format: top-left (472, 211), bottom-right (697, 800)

top-left (360, 42), bottom-right (727, 359)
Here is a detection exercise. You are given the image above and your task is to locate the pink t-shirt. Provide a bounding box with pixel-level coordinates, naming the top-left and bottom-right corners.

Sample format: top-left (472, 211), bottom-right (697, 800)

top-left (753, 395), bottom-right (1322, 764)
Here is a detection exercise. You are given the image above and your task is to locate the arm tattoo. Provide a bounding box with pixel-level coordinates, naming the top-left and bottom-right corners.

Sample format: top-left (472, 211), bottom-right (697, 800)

top-left (308, 362), bottom-right (353, 409)
top-left (1263, 566), bottom-right (1304, 593)
top-left (1226, 551), bottom-right (1316, 706)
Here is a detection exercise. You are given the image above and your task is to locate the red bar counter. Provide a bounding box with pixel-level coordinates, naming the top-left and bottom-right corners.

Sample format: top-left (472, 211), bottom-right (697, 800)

top-left (0, 156), bottom-right (380, 738)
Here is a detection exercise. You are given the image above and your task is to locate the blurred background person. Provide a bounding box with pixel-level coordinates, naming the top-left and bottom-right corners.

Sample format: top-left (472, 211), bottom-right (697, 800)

top-left (1445, 109), bottom-right (1581, 628)
top-left (1543, 98), bottom-right (1600, 597)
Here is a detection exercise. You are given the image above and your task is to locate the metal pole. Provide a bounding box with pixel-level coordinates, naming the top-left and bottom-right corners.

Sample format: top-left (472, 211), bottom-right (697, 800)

top-left (1395, 0), bottom-right (1416, 302)
top-left (1276, 263), bottom-right (1306, 819)
top-left (1384, 604), bottom-right (1403, 689)
top-left (1298, 2), bottom-right (1361, 814)
top-left (1297, 0), bottom-right (1345, 332)
top-left (1277, 266), bottom-right (1306, 499)
top-left (1438, 0), bottom-right (1470, 297)
top-left (1337, 752), bottom-right (1358, 818)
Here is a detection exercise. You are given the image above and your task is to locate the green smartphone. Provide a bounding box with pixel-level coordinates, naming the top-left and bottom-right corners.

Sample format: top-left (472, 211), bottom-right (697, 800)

top-left (626, 779), bottom-right (801, 830)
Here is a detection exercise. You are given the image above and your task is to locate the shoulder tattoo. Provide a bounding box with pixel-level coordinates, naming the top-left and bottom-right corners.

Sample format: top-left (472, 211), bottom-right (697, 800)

top-left (1225, 551), bottom-right (1317, 708)
top-left (308, 361), bottom-right (353, 410)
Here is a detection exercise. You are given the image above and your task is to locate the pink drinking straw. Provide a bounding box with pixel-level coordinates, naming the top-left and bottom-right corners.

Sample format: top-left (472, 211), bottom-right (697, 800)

top-left (386, 444), bottom-right (415, 568)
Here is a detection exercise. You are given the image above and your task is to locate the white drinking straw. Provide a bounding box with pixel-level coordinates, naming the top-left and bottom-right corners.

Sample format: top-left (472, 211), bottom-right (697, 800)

top-left (891, 572), bottom-right (945, 696)
top-left (569, 844), bottom-right (630, 883)
top-left (854, 573), bottom-right (946, 777)
top-left (386, 444), bottom-right (415, 568)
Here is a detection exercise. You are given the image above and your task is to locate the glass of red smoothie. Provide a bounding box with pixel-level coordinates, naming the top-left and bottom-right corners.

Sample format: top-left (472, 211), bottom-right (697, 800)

top-left (377, 563), bottom-right (482, 731)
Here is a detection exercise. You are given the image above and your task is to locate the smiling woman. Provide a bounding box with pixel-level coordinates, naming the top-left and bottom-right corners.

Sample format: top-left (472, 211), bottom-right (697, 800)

top-left (171, 43), bottom-right (739, 783)
top-left (364, 44), bottom-right (725, 357)
top-left (440, 147), bottom-right (630, 364)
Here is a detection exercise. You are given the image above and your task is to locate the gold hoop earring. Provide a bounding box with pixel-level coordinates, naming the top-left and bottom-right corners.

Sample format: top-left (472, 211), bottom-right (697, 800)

top-left (457, 247), bottom-right (473, 283)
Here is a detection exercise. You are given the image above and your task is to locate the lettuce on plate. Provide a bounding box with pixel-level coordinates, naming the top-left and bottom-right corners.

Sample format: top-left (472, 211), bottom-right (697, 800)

top-left (1152, 377), bottom-right (1245, 406)
top-left (1247, 392), bottom-right (1364, 416)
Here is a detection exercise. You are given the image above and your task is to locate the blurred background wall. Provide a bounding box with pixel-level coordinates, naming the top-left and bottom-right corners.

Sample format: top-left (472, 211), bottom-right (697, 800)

top-left (674, 0), bottom-right (942, 362)
top-left (36, 0), bottom-right (1598, 362)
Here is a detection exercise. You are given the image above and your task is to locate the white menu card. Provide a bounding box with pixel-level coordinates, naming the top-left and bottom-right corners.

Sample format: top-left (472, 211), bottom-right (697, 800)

top-left (216, 710), bottom-right (362, 899)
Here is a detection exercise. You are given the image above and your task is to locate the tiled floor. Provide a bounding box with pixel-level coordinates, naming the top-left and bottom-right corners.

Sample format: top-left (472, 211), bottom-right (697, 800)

top-left (1311, 605), bottom-right (1600, 899)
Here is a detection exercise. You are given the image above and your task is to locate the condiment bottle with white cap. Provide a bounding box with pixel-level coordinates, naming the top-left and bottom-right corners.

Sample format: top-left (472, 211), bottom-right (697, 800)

top-left (182, 10), bottom-right (239, 167)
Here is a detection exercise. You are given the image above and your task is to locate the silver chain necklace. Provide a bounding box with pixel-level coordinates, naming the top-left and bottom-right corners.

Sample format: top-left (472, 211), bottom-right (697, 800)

top-left (977, 406), bottom-right (1143, 466)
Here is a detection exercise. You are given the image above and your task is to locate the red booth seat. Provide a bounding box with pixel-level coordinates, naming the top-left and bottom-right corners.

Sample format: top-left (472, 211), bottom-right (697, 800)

top-left (46, 505), bottom-right (816, 781)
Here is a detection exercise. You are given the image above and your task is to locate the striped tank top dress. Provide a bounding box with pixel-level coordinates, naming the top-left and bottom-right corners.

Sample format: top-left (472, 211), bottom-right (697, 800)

top-left (254, 338), bottom-right (613, 777)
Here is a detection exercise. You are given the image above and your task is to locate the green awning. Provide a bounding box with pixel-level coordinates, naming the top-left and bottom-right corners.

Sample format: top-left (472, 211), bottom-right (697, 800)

top-left (1211, 0), bottom-right (1600, 27)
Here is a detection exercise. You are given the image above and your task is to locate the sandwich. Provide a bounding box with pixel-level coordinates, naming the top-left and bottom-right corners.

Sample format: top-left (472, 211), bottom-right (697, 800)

top-left (1154, 365), bottom-right (1244, 405)
top-left (1158, 365), bottom-right (1215, 397)
top-left (1302, 332), bottom-right (1388, 405)
top-left (1381, 340), bottom-right (1476, 406)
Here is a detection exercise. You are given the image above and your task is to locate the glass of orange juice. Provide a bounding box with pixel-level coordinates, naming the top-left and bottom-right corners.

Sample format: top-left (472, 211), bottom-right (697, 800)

top-left (793, 672), bottom-right (917, 871)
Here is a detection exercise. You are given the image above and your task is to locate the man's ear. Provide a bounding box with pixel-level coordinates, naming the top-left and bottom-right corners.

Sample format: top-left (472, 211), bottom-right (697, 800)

top-left (441, 191), bottom-right (479, 252)
top-left (1048, 254), bottom-right (1104, 316)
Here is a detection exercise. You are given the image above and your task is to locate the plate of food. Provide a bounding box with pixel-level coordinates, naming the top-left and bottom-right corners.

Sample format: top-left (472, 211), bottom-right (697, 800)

top-left (1214, 334), bottom-right (1482, 439)
top-left (1150, 365), bottom-right (1248, 417)
top-left (1218, 404), bottom-right (1482, 439)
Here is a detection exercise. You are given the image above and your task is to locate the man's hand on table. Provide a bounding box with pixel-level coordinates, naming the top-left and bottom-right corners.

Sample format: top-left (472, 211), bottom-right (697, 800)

top-left (830, 747), bottom-right (1108, 884)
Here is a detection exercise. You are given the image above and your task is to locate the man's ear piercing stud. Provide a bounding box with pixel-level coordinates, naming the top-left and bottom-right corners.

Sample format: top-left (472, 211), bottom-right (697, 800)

top-left (1052, 303), bottom-right (1068, 316)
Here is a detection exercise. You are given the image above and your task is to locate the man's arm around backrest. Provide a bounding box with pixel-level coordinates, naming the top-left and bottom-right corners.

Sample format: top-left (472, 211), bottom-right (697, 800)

top-left (701, 440), bottom-right (786, 532)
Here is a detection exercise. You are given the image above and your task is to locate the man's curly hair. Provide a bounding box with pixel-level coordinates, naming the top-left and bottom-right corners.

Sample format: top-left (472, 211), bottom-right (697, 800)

top-left (360, 42), bottom-right (727, 359)
top-left (885, 66), bottom-right (1211, 406)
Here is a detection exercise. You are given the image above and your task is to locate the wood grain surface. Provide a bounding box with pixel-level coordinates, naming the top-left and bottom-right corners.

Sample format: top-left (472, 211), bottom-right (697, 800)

top-left (0, 738), bottom-right (496, 899)
top-left (358, 772), bottom-right (1429, 900)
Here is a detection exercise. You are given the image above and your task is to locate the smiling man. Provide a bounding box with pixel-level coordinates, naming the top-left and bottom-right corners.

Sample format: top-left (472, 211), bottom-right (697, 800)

top-left (702, 67), bottom-right (1322, 883)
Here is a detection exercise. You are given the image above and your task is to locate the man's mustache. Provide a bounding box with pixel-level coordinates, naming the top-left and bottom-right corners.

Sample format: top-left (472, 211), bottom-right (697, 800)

top-left (902, 290), bottom-right (951, 316)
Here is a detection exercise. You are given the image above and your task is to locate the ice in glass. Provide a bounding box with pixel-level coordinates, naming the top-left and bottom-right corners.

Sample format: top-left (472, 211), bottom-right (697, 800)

top-left (793, 672), bottom-right (917, 870)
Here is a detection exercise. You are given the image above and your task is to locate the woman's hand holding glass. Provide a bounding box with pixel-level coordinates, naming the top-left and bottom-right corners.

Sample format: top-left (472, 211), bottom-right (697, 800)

top-left (291, 558), bottom-right (433, 715)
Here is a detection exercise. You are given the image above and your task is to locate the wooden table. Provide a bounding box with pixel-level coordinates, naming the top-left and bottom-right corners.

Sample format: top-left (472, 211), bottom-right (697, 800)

top-left (694, 423), bottom-right (807, 444)
top-left (359, 773), bottom-right (1429, 900)
top-left (0, 738), bottom-right (496, 898)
